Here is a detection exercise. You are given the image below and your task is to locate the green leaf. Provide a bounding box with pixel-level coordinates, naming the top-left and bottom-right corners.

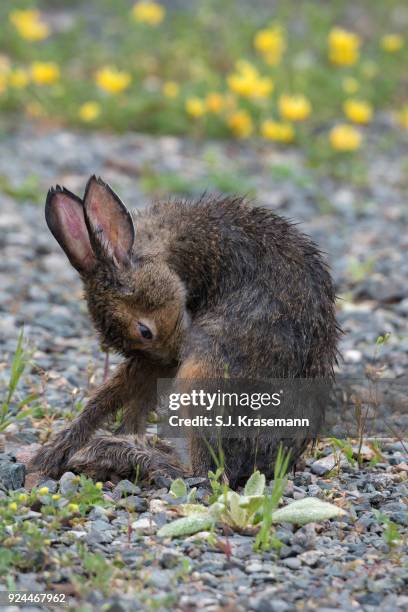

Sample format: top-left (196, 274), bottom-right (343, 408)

top-left (179, 503), bottom-right (208, 515)
top-left (271, 497), bottom-right (347, 526)
top-left (15, 409), bottom-right (34, 420)
top-left (157, 515), bottom-right (215, 538)
top-left (16, 393), bottom-right (38, 409)
top-left (170, 478), bottom-right (187, 498)
top-left (239, 495), bottom-right (264, 516)
top-left (217, 490), bottom-right (233, 504)
top-left (244, 471), bottom-right (266, 497)
top-left (187, 487), bottom-right (197, 503)
top-left (229, 491), bottom-right (248, 528)
top-left (208, 502), bottom-right (225, 519)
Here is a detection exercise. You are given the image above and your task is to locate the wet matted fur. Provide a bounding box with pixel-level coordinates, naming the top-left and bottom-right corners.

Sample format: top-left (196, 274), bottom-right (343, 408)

top-left (32, 176), bottom-right (340, 486)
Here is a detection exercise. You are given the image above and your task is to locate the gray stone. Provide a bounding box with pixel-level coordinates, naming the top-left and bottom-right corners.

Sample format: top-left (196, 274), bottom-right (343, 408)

top-left (252, 599), bottom-right (290, 612)
top-left (0, 454), bottom-right (26, 490)
top-left (281, 557), bottom-right (301, 570)
top-left (159, 549), bottom-right (182, 569)
top-left (146, 568), bottom-right (172, 590)
top-left (298, 550), bottom-right (320, 567)
top-left (118, 495), bottom-right (147, 512)
top-left (113, 479), bottom-right (141, 497)
top-left (246, 562), bottom-right (264, 574)
top-left (293, 473), bottom-right (312, 487)
top-left (37, 478), bottom-right (58, 493)
top-left (131, 517), bottom-right (157, 535)
top-left (59, 472), bottom-right (79, 496)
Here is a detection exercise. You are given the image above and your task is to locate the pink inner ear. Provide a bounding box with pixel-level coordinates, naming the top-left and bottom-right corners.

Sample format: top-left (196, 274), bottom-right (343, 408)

top-left (58, 199), bottom-right (95, 266)
top-left (61, 200), bottom-right (86, 239)
top-left (85, 180), bottom-right (134, 264)
top-left (88, 194), bottom-right (119, 244)
top-left (47, 191), bottom-right (95, 272)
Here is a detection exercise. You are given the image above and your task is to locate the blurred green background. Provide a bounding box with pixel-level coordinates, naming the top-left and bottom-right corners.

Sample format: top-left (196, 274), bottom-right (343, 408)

top-left (0, 0), bottom-right (407, 152)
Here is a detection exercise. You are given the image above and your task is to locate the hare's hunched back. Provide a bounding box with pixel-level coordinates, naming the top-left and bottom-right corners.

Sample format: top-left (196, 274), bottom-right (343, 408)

top-left (33, 177), bottom-right (340, 486)
top-left (136, 196), bottom-right (338, 377)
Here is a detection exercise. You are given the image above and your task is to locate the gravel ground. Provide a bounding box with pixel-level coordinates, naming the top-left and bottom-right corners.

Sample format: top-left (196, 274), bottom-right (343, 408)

top-left (0, 121), bottom-right (407, 611)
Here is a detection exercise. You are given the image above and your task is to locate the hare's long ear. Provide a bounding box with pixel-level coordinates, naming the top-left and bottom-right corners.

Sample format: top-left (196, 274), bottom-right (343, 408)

top-left (45, 186), bottom-right (96, 274)
top-left (83, 175), bottom-right (135, 267)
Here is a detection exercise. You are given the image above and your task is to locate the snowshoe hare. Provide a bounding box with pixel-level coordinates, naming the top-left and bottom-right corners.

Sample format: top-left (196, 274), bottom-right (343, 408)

top-left (32, 176), bottom-right (339, 486)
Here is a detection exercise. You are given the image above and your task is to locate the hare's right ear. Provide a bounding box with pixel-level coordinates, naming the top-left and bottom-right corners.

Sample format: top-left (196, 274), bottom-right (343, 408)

top-left (45, 186), bottom-right (96, 274)
top-left (83, 175), bottom-right (135, 267)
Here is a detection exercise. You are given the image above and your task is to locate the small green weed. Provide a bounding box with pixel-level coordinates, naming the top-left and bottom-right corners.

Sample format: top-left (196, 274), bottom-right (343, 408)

top-left (0, 329), bottom-right (38, 432)
top-left (255, 444), bottom-right (291, 551)
top-left (374, 511), bottom-right (403, 549)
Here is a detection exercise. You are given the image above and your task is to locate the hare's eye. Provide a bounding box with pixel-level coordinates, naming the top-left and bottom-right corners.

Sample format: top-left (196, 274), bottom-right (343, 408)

top-left (137, 322), bottom-right (153, 340)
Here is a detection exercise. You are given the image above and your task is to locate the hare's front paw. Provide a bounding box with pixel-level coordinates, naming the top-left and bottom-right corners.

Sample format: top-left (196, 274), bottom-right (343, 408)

top-left (31, 430), bottom-right (76, 478)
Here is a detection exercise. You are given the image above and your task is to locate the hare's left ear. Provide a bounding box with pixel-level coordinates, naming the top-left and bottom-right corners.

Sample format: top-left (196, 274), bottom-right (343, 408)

top-left (45, 186), bottom-right (96, 274)
top-left (83, 175), bottom-right (135, 266)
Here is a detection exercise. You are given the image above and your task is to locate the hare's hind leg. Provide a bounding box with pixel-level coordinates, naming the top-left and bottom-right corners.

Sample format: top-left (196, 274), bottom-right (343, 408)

top-left (66, 434), bottom-right (185, 483)
top-left (176, 354), bottom-right (224, 480)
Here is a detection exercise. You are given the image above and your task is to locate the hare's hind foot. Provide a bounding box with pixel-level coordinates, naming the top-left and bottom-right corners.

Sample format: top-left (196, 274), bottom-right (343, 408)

top-left (66, 434), bottom-right (186, 483)
top-left (31, 428), bottom-right (78, 479)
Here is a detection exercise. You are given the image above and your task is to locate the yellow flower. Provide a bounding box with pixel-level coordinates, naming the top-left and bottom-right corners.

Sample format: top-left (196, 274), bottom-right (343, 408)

top-left (205, 92), bottom-right (224, 113)
top-left (9, 68), bottom-right (30, 89)
top-left (329, 124), bottom-right (362, 151)
top-left (79, 101), bottom-right (101, 122)
top-left (52, 494), bottom-right (61, 501)
top-left (278, 94), bottom-right (311, 122)
top-left (397, 106), bottom-right (408, 130)
top-left (9, 9), bottom-right (49, 42)
top-left (38, 486), bottom-right (49, 496)
top-left (67, 503), bottom-right (80, 513)
top-left (328, 27), bottom-right (361, 66)
top-left (381, 34), bottom-right (404, 52)
top-left (227, 60), bottom-right (273, 99)
top-left (185, 97), bottom-right (206, 118)
top-left (8, 502), bottom-right (18, 512)
top-left (132, 1), bottom-right (165, 26)
top-left (343, 99), bottom-right (373, 124)
top-left (162, 81), bottom-right (179, 98)
top-left (18, 493), bottom-right (28, 503)
top-left (342, 77), bottom-right (359, 94)
top-left (95, 66), bottom-right (131, 94)
top-left (228, 110), bottom-right (253, 138)
top-left (31, 62), bottom-right (60, 85)
top-left (261, 120), bottom-right (295, 143)
top-left (254, 24), bottom-right (286, 65)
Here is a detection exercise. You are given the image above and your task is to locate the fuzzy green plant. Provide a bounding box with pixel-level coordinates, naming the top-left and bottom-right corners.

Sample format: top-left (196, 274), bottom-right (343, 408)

top-left (158, 448), bottom-right (346, 541)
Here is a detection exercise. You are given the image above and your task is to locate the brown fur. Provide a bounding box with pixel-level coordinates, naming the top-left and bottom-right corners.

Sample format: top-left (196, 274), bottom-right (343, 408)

top-left (32, 176), bottom-right (340, 486)
top-left (67, 434), bottom-right (185, 482)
